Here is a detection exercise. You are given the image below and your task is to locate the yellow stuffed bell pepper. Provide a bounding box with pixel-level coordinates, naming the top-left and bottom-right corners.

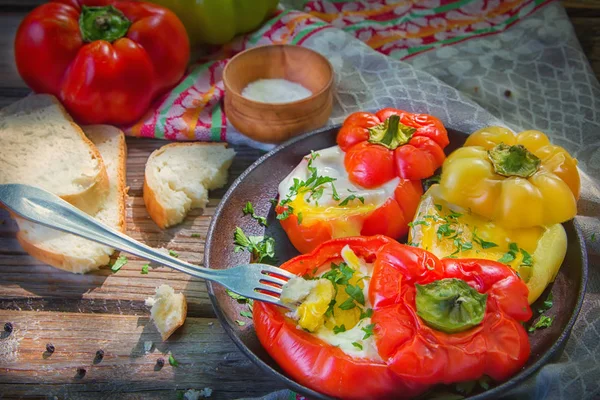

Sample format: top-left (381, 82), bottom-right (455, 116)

top-left (439, 127), bottom-right (580, 229)
top-left (408, 185), bottom-right (567, 304)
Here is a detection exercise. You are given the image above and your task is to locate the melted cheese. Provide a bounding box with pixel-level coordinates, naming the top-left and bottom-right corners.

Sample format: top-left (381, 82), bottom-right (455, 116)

top-left (278, 146), bottom-right (399, 237)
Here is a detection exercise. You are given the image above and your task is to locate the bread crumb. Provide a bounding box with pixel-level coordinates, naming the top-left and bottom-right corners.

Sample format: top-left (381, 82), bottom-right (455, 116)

top-left (147, 284), bottom-right (187, 341)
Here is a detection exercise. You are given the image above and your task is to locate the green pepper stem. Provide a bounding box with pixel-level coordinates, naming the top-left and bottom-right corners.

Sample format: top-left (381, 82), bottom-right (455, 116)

top-left (487, 143), bottom-right (541, 178)
top-left (368, 115), bottom-right (416, 150)
top-left (79, 5), bottom-right (131, 43)
top-left (415, 278), bottom-right (487, 334)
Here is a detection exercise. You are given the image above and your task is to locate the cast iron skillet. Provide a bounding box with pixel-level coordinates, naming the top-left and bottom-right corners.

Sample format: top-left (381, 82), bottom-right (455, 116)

top-left (205, 125), bottom-right (588, 399)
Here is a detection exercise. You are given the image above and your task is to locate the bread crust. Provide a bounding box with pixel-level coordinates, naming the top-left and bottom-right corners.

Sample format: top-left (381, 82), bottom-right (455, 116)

top-left (160, 294), bottom-right (188, 341)
top-left (143, 142), bottom-right (230, 229)
top-left (16, 125), bottom-right (128, 274)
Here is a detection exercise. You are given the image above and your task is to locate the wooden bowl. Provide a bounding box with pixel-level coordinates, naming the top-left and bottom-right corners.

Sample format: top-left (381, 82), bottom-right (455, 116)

top-left (223, 44), bottom-right (334, 144)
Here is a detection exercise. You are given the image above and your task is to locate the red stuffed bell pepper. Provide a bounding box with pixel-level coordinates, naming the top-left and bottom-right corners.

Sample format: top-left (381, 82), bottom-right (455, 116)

top-left (337, 108), bottom-right (449, 187)
top-left (254, 236), bottom-right (532, 400)
top-left (275, 147), bottom-right (422, 254)
top-left (14, 0), bottom-right (190, 125)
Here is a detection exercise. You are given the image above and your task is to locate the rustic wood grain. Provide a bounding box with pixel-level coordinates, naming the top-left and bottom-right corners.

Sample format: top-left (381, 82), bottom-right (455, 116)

top-left (0, 310), bottom-right (284, 399)
top-left (0, 139), bottom-right (263, 318)
top-left (0, 1), bottom-right (599, 398)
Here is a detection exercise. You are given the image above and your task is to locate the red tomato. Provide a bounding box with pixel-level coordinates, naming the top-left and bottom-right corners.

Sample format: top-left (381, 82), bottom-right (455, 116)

top-left (14, 0), bottom-right (189, 125)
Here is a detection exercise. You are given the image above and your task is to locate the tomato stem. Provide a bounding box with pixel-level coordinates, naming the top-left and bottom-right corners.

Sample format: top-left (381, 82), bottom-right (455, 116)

top-left (488, 143), bottom-right (541, 178)
top-left (79, 5), bottom-right (131, 43)
top-left (367, 115), bottom-right (416, 150)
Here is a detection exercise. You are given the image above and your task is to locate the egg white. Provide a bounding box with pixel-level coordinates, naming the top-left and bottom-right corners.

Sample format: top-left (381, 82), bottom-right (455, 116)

top-left (278, 145), bottom-right (399, 211)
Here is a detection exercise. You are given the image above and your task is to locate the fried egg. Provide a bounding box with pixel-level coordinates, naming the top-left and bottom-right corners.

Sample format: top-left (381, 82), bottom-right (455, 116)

top-left (277, 146), bottom-right (399, 237)
top-left (281, 245), bottom-right (381, 360)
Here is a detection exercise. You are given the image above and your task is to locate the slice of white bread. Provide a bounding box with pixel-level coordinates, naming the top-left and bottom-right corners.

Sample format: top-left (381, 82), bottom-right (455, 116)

top-left (143, 143), bottom-right (235, 229)
top-left (0, 94), bottom-right (109, 215)
top-left (145, 284), bottom-right (187, 341)
top-left (16, 125), bottom-right (127, 274)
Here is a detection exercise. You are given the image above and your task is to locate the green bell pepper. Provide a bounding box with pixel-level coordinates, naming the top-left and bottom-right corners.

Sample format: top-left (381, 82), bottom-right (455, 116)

top-left (148, 0), bottom-right (280, 46)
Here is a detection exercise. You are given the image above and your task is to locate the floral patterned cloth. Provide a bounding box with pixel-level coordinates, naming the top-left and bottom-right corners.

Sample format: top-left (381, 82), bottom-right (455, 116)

top-left (125, 0), bottom-right (555, 147)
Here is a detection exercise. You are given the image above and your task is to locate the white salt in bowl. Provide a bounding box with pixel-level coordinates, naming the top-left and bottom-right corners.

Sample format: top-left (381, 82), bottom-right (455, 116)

top-left (223, 44), bottom-right (334, 144)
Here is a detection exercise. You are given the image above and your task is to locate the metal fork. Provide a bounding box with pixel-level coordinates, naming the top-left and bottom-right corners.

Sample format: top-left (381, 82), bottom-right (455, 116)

top-left (0, 184), bottom-right (295, 308)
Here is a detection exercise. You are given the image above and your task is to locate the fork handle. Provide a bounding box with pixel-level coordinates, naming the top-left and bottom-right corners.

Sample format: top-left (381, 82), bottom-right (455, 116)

top-left (0, 184), bottom-right (224, 281)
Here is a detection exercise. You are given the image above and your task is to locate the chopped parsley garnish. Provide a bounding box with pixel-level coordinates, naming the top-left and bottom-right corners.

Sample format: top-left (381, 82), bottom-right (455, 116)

top-left (345, 284), bottom-right (365, 306)
top-left (324, 299), bottom-right (336, 318)
top-left (447, 211), bottom-right (463, 220)
top-left (169, 250), bottom-right (179, 258)
top-left (338, 298), bottom-right (357, 310)
top-left (497, 242), bottom-right (519, 264)
top-left (111, 255), bottom-right (128, 272)
top-left (338, 194), bottom-right (365, 206)
top-left (141, 264), bottom-right (149, 274)
top-left (497, 252), bottom-right (515, 264)
top-left (360, 308), bottom-right (373, 319)
top-left (449, 238), bottom-right (473, 256)
top-left (276, 152), bottom-right (338, 220)
top-left (538, 292), bottom-right (553, 314)
top-left (520, 248), bottom-right (533, 266)
top-left (233, 227), bottom-right (275, 263)
top-left (190, 233), bottom-right (201, 238)
top-left (592, 233), bottom-right (596, 242)
top-left (168, 354), bottom-right (179, 367)
top-left (434, 204), bottom-right (443, 212)
top-left (472, 231), bottom-right (498, 249)
top-left (240, 310), bottom-right (253, 318)
top-left (226, 290), bottom-right (248, 302)
top-left (242, 201), bottom-right (268, 227)
top-left (408, 220), bottom-right (429, 228)
top-left (235, 320), bottom-right (246, 326)
top-left (333, 325), bottom-right (346, 334)
top-left (436, 223), bottom-right (455, 240)
top-left (352, 342), bottom-right (363, 350)
top-left (528, 315), bottom-right (554, 332)
top-left (297, 212), bottom-right (303, 225)
top-left (276, 206), bottom-right (294, 220)
top-left (361, 323), bottom-right (375, 340)
top-left (407, 241), bottom-right (420, 247)
top-left (321, 262), bottom-right (354, 286)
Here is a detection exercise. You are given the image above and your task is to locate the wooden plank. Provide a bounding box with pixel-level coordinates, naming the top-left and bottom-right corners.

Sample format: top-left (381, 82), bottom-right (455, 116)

top-left (0, 139), bottom-right (265, 318)
top-left (0, 310), bottom-right (284, 399)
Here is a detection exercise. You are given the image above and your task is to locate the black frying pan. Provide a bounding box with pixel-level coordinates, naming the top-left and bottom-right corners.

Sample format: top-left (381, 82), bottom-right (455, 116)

top-left (204, 125), bottom-right (588, 399)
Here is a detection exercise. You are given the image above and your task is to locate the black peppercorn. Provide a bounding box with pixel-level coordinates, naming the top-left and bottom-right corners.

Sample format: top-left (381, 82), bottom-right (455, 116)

top-left (4, 322), bottom-right (13, 334)
top-left (504, 89), bottom-right (512, 98)
top-left (46, 343), bottom-right (55, 353)
top-left (156, 357), bottom-right (165, 368)
top-left (94, 349), bottom-right (104, 363)
top-left (76, 368), bottom-right (86, 378)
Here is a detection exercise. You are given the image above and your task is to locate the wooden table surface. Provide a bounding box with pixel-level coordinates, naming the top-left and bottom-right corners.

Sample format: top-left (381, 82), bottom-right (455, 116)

top-left (0, 1), bottom-right (598, 399)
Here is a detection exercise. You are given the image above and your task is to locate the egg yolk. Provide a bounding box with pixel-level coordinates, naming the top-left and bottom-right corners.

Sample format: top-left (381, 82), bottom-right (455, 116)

top-left (409, 185), bottom-right (567, 303)
top-left (286, 246), bottom-right (371, 333)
